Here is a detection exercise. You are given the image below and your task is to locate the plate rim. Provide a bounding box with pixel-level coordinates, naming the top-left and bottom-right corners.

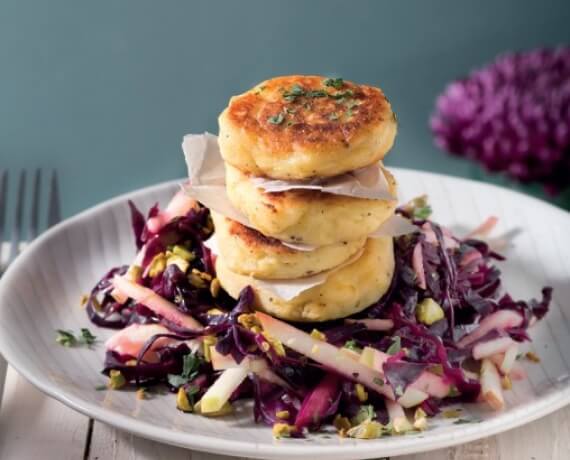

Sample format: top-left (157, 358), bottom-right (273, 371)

top-left (1, 168), bottom-right (569, 459)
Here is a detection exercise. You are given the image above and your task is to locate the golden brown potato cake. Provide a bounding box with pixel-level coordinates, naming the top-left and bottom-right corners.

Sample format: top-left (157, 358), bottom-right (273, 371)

top-left (218, 75), bottom-right (397, 179)
top-left (216, 237), bottom-right (395, 322)
top-left (225, 163), bottom-right (398, 246)
top-left (211, 211), bottom-right (366, 280)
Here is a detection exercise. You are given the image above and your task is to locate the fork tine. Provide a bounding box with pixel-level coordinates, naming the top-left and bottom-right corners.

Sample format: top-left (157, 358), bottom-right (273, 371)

top-left (29, 168), bottom-right (41, 241)
top-left (8, 170), bottom-right (26, 265)
top-left (0, 170), bottom-right (7, 260)
top-left (47, 170), bottom-right (61, 229)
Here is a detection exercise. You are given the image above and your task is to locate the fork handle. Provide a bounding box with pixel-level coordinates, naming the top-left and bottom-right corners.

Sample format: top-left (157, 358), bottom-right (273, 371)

top-left (0, 355), bottom-right (7, 406)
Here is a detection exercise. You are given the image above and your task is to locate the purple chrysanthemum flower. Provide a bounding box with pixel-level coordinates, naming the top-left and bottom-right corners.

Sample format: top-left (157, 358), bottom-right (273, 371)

top-left (431, 47), bottom-right (570, 194)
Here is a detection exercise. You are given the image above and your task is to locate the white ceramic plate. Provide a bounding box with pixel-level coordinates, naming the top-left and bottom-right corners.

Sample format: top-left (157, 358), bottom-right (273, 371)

top-left (0, 169), bottom-right (569, 460)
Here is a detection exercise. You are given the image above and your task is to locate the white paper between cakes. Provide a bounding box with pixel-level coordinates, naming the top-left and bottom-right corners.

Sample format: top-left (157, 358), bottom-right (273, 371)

top-left (181, 133), bottom-right (417, 251)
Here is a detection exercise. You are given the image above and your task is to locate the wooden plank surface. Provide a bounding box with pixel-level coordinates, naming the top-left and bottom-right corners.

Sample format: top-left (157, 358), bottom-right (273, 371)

top-left (0, 366), bottom-right (90, 460)
top-left (87, 422), bottom-right (250, 460)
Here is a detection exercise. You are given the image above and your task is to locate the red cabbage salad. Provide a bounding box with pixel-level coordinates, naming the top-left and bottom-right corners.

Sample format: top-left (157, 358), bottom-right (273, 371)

top-left (82, 190), bottom-right (552, 439)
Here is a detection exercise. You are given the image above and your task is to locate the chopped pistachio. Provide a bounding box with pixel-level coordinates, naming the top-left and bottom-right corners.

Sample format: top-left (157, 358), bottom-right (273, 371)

top-left (416, 298), bottom-right (445, 325)
top-left (172, 245), bottom-right (195, 261)
top-left (126, 264), bottom-right (143, 282)
top-left (79, 294), bottom-right (89, 307)
top-left (413, 407), bottom-right (428, 431)
top-left (346, 419), bottom-right (384, 439)
top-left (355, 383), bottom-right (369, 402)
top-left (525, 351), bottom-right (541, 363)
top-left (91, 296), bottom-right (103, 312)
top-left (310, 329), bottom-right (326, 341)
top-left (392, 416), bottom-right (414, 434)
top-left (447, 385), bottom-right (461, 397)
top-left (414, 407), bottom-right (427, 420)
top-left (209, 278), bottom-right (221, 298)
top-left (501, 375), bottom-right (513, 390)
top-left (261, 331), bottom-right (286, 356)
top-left (188, 272), bottom-right (207, 289)
top-left (136, 388), bottom-right (147, 400)
top-left (413, 416), bottom-right (428, 431)
top-left (351, 404), bottom-right (375, 425)
top-left (272, 423), bottom-right (295, 438)
top-left (193, 268), bottom-right (212, 281)
top-left (166, 254), bottom-right (190, 273)
top-left (108, 370), bottom-right (126, 390)
top-left (333, 414), bottom-right (352, 432)
top-left (202, 336), bottom-right (217, 362)
top-left (237, 313), bottom-right (260, 331)
top-left (176, 387), bottom-right (193, 412)
top-left (275, 410), bottom-right (290, 420)
top-left (147, 253), bottom-right (167, 278)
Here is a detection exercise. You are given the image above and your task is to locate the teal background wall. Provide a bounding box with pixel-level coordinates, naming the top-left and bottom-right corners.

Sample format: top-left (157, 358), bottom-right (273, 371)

top-left (1, 0), bottom-right (569, 217)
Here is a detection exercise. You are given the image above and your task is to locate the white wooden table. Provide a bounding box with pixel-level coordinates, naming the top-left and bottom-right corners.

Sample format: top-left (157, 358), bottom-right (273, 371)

top-left (1, 366), bottom-right (569, 460)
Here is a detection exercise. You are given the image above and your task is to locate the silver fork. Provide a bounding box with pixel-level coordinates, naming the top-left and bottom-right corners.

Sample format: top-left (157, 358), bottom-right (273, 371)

top-left (0, 169), bottom-right (61, 409)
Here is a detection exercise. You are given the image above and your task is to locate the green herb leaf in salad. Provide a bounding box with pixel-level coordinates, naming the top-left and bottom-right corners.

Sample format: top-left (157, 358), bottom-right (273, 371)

top-left (167, 352), bottom-right (202, 389)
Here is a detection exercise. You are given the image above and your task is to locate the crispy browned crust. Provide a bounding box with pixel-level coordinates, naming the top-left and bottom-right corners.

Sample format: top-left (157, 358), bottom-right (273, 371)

top-left (225, 75), bottom-right (394, 154)
top-left (225, 218), bottom-right (293, 253)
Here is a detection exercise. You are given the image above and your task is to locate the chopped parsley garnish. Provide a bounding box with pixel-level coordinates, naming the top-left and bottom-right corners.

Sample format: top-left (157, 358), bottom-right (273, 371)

top-left (183, 384), bottom-right (200, 405)
top-left (282, 82), bottom-right (352, 103)
top-left (402, 195), bottom-right (432, 220)
top-left (56, 330), bottom-right (76, 347)
top-left (344, 339), bottom-right (361, 352)
top-left (167, 352), bottom-right (202, 388)
top-left (386, 336), bottom-right (402, 355)
top-left (267, 113), bottom-right (285, 125)
top-left (453, 418), bottom-right (481, 425)
top-left (56, 327), bottom-right (97, 347)
top-left (283, 84), bottom-right (305, 101)
top-left (413, 205), bottom-right (433, 220)
top-left (345, 100), bottom-right (359, 117)
top-left (329, 89), bottom-right (354, 100)
top-left (323, 77), bottom-right (344, 89)
top-left (81, 328), bottom-right (97, 346)
top-left (305, 89), bottom-right (327, 98)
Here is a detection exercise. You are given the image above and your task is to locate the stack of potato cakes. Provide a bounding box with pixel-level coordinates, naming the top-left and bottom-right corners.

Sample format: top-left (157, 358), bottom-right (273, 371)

top-left (213, 75), bottom-right (400, 322)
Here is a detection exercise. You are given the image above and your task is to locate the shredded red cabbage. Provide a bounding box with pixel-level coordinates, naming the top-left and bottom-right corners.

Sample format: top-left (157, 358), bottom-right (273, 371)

top-left (87, 198), bottom-right (552, 436)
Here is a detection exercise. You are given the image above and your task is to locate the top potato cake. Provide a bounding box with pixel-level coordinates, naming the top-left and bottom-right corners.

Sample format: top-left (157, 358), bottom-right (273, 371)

top-left (218, 75), bottom-right (397, 179)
